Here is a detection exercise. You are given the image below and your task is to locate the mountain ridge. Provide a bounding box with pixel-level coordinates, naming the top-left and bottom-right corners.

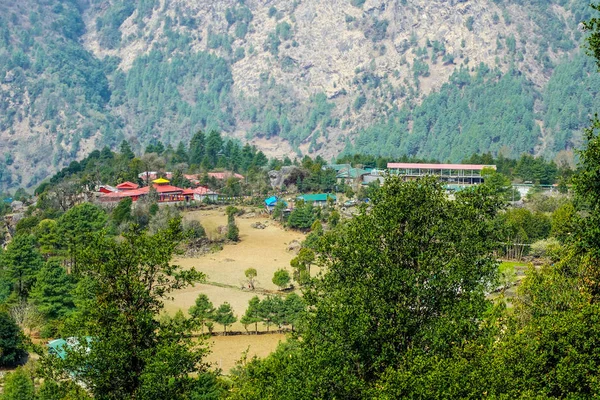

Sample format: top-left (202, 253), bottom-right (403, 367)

top-left (0, 0), bottom-right (596, 190)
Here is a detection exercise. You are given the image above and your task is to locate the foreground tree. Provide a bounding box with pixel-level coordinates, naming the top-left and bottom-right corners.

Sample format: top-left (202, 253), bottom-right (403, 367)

top-left (231, 177), bottom-right (502, 398)
top-left (2, 367), bottom-right (35, 400)
top-left (41, 218), bottom-right (217, 399)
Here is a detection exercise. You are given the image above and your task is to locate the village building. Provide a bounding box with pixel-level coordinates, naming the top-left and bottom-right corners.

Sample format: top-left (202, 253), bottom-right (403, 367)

top-left (99, 178), bottom-right (218, 203)
top-left (387, 163), bottom-right (495, 185)
top-left (297, 193), bottom-right (337, 207)
top-left (264, 195), bottom-right (289, 212)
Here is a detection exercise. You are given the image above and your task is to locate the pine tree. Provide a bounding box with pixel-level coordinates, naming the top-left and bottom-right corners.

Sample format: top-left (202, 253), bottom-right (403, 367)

top-left (29, 260), bottom-right (75, 320)
top-left (213, 302), bottom-right (237, 335)
top-left (240, 296), bottom-right (262, 334)
top-left (3, 234), bottom-right (44, 299)
top-left (189, 131), bottom-right (206, 165)
top-left (188, 294), bottom-right (215, 334)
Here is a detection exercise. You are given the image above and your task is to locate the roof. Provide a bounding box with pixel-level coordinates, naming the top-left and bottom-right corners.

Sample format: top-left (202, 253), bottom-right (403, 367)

top-left (152, 178), bottom-right (170, 184)
top-left (208, 172), bottom-right (244, 180)
top-left (337, 168), bottom-right (370, 179)
top-left (387, 163), bottom-right (496, 171)
top-left (100, 183), bottom-right (184, 199)
top-left (48, 339), bottom-right (68, 359)
top-left (116, 181), bottom-right (139, 190)
top-left (182, 186), bottom-right (217, 196)
top-left (265, 196), bottom-right (278, 206)
top-left (297, 193), bottom-right (337, 202)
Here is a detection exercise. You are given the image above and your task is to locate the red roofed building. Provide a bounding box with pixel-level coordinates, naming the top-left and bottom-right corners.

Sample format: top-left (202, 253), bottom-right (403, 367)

top-left (181, 186), bottom-right (219, 202)
top-left (100, 178), bottom-right (188, 203)
top-left (116, 181), bottom-right (139, 190)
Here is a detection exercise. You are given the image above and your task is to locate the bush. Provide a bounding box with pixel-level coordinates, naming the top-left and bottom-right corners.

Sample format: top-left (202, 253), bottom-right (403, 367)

top-left (184, 220), bottom-right (206, 239)
top-left (530, 237), bottom-right (561, 259)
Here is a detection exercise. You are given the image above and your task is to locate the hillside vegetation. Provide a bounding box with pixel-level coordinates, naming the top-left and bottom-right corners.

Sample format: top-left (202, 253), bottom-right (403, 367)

top-left (0, 0), bottom-right (597, 190)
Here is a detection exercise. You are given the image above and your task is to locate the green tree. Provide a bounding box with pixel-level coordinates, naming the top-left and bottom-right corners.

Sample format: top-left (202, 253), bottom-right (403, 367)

top-left (240, 296), bottom-right (261, 334)
top-left (287, 202), bottom-right (316, 230)
top-left (29, 260), bottom-right (75, 321)
top-left (258, 296), bottom-right (284, 332)
top-left (1, 367), bottom-right (35, 400)
top-left (244, 268), bottom-right (258, 290)
top-left (213, 302), bottom-right (237, 335)
top-left (289, 248), bottom-right (314, 285)
top-left (283, 293), bottom-right (305, 331)
top-left (188, 294), bottom-right (215, 334)
top-left (57, 203), bottom-right (108, 270)
top-left (120, 140), bottom-right (135, 160)
top-left (3, 234), bottom-right (44, 300)
top-left (238, 176), bottom-right (502, 398)
top-left (272, 269), bottom-right (291, 290)
top-left (0, 312), bottom-right (27, 367)
top-left (112, 197), bottom-right (133, 227)
top-left (42, 218), bottom-right (211, 399)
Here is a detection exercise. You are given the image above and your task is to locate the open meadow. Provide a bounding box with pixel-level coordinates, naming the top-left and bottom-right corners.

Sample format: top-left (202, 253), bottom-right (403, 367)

top-left (164, 208), bottom-right (306, 372)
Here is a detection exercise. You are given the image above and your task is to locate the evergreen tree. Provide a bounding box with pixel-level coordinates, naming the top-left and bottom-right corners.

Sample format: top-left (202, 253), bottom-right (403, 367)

top-left (120, 140), bottom-right (135, 160)
top-left (272, 269), bottom-right (291, 290)
top-left (112, 197), bottom-right (133, 227)
top-left (213, 302), bottom-right (237, 335)
top-left (3, 234), bottom-right (44, 299)
top-left (0, 312), bottom-right (27, 367)
top-left (29, 260), bottom-right (75, 320)
top-left (42, 218), bottom-right (212, 399)
top-left (240, 296), bottom-right (261, 334)
top-left (189, 131), bottom-right (206, 165)
top-left (188, 294), bottom-right (215, 334)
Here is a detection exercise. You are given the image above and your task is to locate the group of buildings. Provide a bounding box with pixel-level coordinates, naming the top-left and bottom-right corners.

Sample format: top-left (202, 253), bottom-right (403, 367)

top-left (96, 171), bottom-right (244, 204)
top-left (333, 162), bottom-right (495, 189)
top-left (97, 163), bottom-right (494, 207)
top-left (264, 162), bottom-right (495, 212)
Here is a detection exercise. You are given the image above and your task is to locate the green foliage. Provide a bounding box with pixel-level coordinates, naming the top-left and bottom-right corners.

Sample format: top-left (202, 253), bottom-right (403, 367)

top-left (349, 65), bottom-right (541, 161)
top-left (42, 218), bottom-right (209, 399)
top-left (2, 234), bottom-right (44, 300)
top-left (0, 312), bottom-right (26, 367)
top-left (287, 202), bottom-right (317, 230)
top-left (234, 177), bottom-right (502, 398)
top-left (29, 260), bottom-right (75, 321)
top-left (240, 296), bottom-right (261, 334)
top-left (1, 367), bottom-right (35, 400)
top-left (112, 197), bottom-right (133, 227)
top-left (188, 294), bottom-right (214, 334)
top-left (272, 269), bottom-right (291, 290)
top-left (213, 302), bottom-right (237, 335)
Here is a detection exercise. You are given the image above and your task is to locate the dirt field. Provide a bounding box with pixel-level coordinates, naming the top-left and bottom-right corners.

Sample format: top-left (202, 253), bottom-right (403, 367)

top-left (204, 333), bottom-right (286, 373)
top-left (163, 208), bottom-right (304, 364)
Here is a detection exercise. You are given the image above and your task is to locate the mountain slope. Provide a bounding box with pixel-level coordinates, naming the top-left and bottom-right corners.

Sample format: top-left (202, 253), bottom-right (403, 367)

top-left (0, 0), bottom-right (596, 190)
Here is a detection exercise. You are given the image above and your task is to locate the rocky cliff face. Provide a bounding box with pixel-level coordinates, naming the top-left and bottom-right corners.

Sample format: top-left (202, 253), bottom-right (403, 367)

top-left (0, 0), bottom-right (591, 190)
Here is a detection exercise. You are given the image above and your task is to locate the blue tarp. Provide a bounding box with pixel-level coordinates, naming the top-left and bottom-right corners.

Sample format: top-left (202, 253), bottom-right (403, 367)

top-left (265, 196), bottom-right (278, 206)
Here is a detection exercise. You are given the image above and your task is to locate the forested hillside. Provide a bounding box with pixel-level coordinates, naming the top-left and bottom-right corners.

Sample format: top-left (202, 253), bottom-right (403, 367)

top-left (0, 0), bottom-right (597, 190)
